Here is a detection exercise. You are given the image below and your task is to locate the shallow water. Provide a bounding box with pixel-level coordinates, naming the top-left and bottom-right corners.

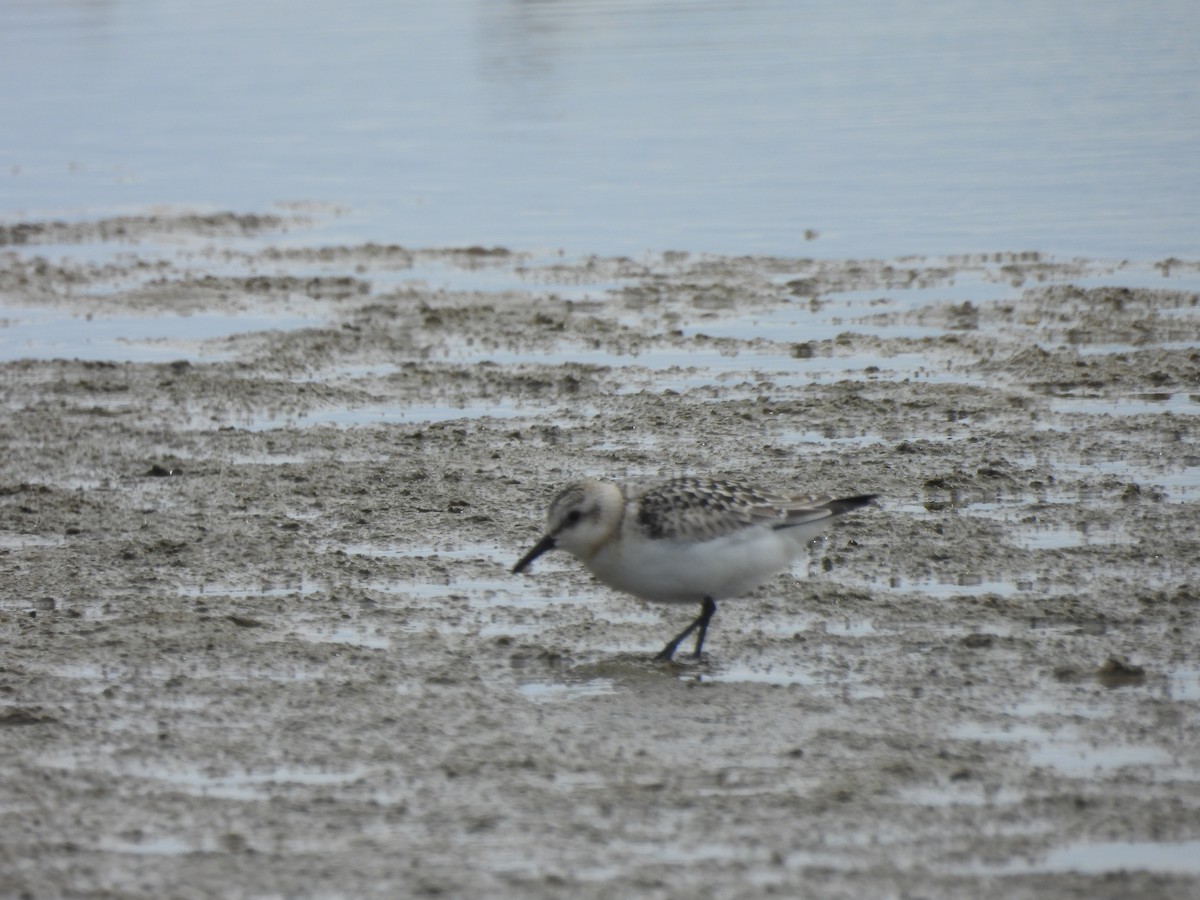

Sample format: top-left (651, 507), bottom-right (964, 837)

top-left (2, 0), bottom-right (1198, 260)
top-left (983, 839), bottom-right (1200, 876)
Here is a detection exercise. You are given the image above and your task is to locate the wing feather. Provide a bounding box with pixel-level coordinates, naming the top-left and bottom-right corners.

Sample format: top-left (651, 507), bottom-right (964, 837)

top-left (630, 476), bottom-right (855, 542)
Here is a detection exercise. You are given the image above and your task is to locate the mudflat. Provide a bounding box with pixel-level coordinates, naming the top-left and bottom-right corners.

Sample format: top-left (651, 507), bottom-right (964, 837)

top-left (2, 214), bottom-right (1198, 898)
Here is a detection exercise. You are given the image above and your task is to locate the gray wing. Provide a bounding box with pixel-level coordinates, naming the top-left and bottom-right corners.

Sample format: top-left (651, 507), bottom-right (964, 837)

top-left (630, 476), bottom-right (845, 542)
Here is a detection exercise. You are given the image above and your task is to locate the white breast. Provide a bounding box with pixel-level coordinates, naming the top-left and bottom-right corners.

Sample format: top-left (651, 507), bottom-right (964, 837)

top-left (582, 522), bottom-right (820, 604)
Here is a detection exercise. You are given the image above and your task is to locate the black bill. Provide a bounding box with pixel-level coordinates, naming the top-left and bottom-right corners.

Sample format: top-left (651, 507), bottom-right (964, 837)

top-left (511, 534), bottom-right (557, 574)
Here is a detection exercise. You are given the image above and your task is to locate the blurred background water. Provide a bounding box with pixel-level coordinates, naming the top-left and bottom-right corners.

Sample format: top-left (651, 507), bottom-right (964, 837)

top-left (1, 0), bottom-right (1197, 259)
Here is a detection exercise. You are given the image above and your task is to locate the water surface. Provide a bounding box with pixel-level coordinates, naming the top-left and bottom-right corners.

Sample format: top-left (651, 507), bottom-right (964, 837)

top-left (2, 0), bottom-right (1197, 259)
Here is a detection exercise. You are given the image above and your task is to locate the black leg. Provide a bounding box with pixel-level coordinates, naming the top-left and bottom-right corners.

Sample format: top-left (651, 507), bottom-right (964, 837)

top-left (692, 596), bottom-right (717, 658)
top-left (654, 596), bottom-right (718, 662)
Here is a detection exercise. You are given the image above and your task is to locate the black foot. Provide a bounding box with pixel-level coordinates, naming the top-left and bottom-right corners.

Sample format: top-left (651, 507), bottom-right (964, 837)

top-left (654, 597), bottom-right (717, 662)
top-left (653, 644), bottom-right (682, 663)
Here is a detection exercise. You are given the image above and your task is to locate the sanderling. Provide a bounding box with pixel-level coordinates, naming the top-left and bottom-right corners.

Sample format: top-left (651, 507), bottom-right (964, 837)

top-left (511, 476), bottom-right (876, 661)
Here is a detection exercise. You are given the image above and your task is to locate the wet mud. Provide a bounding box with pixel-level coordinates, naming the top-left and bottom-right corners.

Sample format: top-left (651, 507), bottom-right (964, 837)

top-left (2, 213), bottom-right (1199, 898)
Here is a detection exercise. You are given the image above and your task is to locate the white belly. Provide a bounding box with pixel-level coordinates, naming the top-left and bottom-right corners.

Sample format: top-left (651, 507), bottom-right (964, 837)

top-left (582, 524), bottom-right (815, 604)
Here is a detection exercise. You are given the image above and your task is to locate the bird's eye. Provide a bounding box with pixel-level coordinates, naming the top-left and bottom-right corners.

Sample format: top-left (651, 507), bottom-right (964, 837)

top-left (565, 509), bottom-right (582, 524)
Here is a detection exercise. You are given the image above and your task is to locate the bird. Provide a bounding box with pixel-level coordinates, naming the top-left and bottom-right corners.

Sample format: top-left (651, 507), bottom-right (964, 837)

top-left (511, 475), bottom-right (876, 661)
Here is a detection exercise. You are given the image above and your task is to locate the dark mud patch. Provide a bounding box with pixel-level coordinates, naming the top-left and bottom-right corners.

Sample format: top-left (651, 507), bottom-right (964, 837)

top-left (0, 211), bottom-right (291, 247)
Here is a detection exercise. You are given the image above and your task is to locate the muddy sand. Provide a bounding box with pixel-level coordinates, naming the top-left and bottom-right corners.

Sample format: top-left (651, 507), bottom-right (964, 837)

top-left (2, 213), bottom-right (1199, 898)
